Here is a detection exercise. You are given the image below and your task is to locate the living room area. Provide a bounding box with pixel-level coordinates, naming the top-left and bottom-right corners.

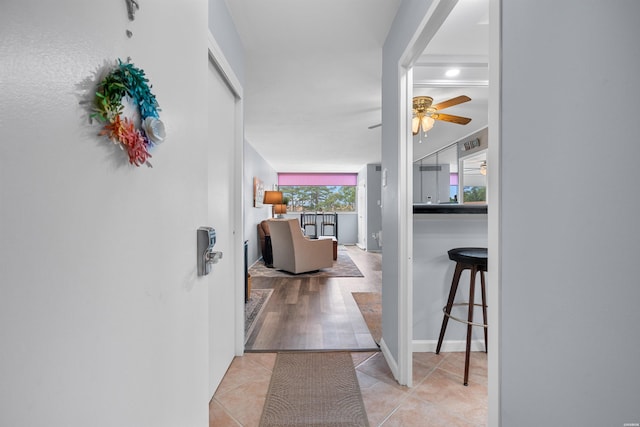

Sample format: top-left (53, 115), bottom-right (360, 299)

top-left (217, 154), bottom-right (488, 425)
top-left (243, 155), bottom-right (383, 352)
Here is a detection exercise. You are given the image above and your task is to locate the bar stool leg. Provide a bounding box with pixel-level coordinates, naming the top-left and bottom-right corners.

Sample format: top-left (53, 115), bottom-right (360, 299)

top-left (480, 270), bottom-right (488, 353)
top-left (464, 266), bottom-right (477, 386)
top-left (436, 263), bottom-right (464, 354)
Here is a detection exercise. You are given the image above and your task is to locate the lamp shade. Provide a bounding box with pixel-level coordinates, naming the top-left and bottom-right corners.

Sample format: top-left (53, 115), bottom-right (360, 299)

top-left (263, 190), bottom-right (283, 205)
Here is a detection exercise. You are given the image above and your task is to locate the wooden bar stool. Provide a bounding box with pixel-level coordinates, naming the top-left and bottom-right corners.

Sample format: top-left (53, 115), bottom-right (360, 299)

top-left (436, 247), bottom-right (488, 386)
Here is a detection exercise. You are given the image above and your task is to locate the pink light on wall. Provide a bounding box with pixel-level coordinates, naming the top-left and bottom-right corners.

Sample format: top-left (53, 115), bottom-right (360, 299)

top-left (278, 173), bottom-right (357, 186)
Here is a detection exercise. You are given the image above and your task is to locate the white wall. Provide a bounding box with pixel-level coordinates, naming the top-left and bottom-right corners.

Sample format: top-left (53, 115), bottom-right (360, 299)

top-left (412, 214), bottom-right (487, 348)
top-left (499, 1), bottom-right (640, 425)
top-left (244, 141), bottom-right (277, 264)
top-left (208, 0), bottom-right (245, 83)
top-left (337, 213), bottom-right (358, 244)
top-left (0, 1), bottom-right (217, 425)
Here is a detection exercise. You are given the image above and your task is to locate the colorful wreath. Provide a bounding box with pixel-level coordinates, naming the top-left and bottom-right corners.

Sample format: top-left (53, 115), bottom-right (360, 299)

top-left (93, 59), bottom-right (165, 167)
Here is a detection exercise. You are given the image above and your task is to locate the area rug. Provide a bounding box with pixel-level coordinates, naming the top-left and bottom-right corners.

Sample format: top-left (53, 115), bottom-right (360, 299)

top-left (245, 289), bottom-right (273, 342)
top-left (259, 352), bottom-right (370, 427)
top-left (249, 250), bottom-right (363, 278)
top-left (352, 292), bottom-right (381, 344)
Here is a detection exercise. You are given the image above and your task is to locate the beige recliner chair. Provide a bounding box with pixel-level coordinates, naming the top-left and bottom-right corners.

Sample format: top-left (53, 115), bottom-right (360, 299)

top-left (268, 218), bottom-right (333, 274)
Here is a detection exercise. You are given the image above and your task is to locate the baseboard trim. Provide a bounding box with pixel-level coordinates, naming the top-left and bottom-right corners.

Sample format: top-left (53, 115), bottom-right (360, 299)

top-left (379, 338), bottom-right (400, 382)
top-left (412, 339), bottom-right (487, 353)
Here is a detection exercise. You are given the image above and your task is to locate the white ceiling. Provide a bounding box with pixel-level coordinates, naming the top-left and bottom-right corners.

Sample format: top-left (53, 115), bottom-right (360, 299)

top-left (412, 0), bottom-right (489, 161)
top-left (225, 0), bottom-right (489, 172)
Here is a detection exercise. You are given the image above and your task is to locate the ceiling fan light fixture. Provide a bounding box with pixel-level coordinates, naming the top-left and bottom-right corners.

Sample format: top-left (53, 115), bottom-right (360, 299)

top-left (411, 95), bottom-right (471, 139)
top-left (412, 116), bottom-right (420, 135)
top-left (422, 116), bottom-right (435, 132)
top-left (412, 115), bottom-right (434, 136)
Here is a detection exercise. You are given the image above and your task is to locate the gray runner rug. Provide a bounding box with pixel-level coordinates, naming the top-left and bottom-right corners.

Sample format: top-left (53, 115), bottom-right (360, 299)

top-left (259, 352), bottom-right (370, 427)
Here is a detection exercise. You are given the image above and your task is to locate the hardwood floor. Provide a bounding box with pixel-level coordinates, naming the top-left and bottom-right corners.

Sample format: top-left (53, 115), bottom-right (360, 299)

top-left (245, 245), bottom-right (381, 351)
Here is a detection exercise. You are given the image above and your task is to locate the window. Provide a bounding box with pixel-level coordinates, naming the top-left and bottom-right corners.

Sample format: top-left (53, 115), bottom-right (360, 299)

top-left (278, 173), bottom-right (357, 212)
top-left (279, 186), bottom-right (355, 212)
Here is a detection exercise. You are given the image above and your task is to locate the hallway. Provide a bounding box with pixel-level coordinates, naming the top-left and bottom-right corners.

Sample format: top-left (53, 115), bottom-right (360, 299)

top-left (212, 247), bottom-right (487, 426)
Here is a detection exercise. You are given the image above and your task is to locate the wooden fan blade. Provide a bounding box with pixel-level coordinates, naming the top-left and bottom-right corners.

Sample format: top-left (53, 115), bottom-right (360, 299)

top-left (432, 113), bottom-right (472, 125)
top-left (432, 95), bottom-right (471, 111)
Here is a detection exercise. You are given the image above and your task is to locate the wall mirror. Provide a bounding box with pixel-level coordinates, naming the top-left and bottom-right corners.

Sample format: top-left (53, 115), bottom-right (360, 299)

top-left (460, 150), bottom-right (487, 204)
top-left (413, 136), bottom-right (487, 205)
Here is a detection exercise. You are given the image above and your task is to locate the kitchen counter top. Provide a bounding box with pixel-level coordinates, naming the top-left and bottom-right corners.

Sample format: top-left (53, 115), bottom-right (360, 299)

top-left (413, 203), bottom-right (487, 214)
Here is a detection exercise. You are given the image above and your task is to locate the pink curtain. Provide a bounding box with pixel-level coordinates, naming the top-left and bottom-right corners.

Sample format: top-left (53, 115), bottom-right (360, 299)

top-left (278, 173), bottom-right (357, 186)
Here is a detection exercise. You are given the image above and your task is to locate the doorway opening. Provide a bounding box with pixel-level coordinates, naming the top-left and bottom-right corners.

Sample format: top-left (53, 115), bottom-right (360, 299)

top-left (396, 0), bottom-right (499, 423)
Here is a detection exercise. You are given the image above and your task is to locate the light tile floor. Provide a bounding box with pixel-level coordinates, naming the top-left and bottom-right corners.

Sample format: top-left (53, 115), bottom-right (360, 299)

top-left (210, 351), bottom-right (487, 426)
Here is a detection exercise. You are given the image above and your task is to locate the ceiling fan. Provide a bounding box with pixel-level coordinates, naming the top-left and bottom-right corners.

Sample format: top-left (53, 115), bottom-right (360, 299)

top-left (367, 95), bottom-right (472, 131)
top-left (412, 95), bottom-right (472, 136)
top-left (464, 160), bottom-right (487, 175)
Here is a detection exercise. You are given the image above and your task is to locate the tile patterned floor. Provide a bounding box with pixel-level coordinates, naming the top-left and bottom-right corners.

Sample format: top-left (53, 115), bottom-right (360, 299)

top-left (210, 351), bottom-right (487, 426)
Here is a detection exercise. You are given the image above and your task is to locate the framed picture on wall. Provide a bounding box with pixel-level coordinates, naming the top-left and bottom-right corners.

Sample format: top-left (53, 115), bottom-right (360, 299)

top-left (253, 177), bottom-right (264, 207)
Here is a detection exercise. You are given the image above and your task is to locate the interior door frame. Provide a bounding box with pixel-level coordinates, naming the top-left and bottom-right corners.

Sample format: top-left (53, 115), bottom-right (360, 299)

top-left (207, 32), bottom-right (245, 357)
top-left (396, 0), bottom-right (501, 423)
top-left (357, 174), bottom-right (366, 250)
top-left (394, 0), bottom-right (458, 389)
